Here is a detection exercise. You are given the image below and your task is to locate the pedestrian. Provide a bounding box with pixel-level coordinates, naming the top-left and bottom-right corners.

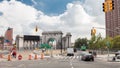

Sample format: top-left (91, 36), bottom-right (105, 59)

top-left (12, 51), bottom-right (17, 58)
top-left (11, 46), bottom-right (17, 58)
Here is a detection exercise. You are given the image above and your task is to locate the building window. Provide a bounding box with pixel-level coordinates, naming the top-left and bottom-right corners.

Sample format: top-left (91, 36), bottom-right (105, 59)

top-left (119, 7), bottom-right (120, 16)
top-left (118, 0), bottom-right (120, 6)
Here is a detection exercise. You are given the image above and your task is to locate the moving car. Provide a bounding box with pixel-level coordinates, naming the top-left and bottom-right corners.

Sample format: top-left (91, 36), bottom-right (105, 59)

top-left (81, 52), bottom-right (94, 61)
top-left (112, 55), bottom-right (120, 62)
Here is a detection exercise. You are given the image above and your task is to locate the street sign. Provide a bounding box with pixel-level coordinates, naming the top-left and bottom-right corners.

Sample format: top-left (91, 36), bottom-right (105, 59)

top-left (81, 45), bottom-right (86, 51)
top-left (106, 41), bottom-right (110, 47)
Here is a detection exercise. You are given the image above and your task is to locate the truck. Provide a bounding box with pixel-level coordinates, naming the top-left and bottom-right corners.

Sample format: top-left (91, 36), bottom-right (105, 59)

top-left (67, 48), bottom-right (74, 56)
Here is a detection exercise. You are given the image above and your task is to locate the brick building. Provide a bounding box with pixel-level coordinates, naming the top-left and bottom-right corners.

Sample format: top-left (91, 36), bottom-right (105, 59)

top-left (4, 27), bottom-right (13, 49)
top-left (105, 0), bottom-right (120, 37)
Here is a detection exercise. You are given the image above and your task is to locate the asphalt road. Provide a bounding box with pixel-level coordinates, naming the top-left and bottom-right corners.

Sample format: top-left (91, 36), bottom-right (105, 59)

top-left (0, 56), bottom-right (120, 68)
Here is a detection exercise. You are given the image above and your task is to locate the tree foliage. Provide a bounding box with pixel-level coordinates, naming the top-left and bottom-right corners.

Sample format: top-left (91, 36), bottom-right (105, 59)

top-left (88, 34), bottom-right (113, 50)
top-left (74, 38), bottom-right (88, 48)
top-left (74, 35), bottom-right (120, 51)
top-left (88, 34), bottom-right (102, 49)
top-left (112, 35), bottom-right (120, 50)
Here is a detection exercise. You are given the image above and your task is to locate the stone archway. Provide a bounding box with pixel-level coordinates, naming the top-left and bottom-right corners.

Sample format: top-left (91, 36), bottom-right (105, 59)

top-left (47, 38), bottom-right (57, 49)
top-left (42, 31), bottom-right (63, 49)
top-left (15, 31), bottom-right (72, 51)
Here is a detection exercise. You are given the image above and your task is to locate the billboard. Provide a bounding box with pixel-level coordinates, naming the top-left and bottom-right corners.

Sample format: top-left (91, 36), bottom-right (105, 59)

top-left (24, 35), bottom-right (40, 41)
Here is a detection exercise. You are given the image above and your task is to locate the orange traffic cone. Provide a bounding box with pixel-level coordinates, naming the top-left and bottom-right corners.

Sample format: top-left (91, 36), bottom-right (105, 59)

top-left (41, 53), bottom-right (44, 59)
top-left (8, 54), bottom-right (11, 61)
top-left (34, 54), bottom-right (37, 60)
top-left (0, 54), bottom-right (3, 58)
top-left (28, 55), bottom-right (32, 60)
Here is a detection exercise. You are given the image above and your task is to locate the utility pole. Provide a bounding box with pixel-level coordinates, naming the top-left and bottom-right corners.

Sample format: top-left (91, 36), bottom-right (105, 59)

top-left (61, 33), bottom-right (63, 54)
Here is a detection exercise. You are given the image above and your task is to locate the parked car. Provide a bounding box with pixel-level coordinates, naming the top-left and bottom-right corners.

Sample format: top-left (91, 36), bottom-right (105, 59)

top-left (112, 55), bottom-right (120, 62)
top-left (115, 51), bottom-right (120, 56)
top-left (81, 52), bottom-right (94, 61)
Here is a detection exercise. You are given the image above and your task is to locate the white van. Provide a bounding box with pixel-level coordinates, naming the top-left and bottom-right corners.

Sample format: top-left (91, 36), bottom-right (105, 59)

top-left (67, 48), bottom-right (74, 56)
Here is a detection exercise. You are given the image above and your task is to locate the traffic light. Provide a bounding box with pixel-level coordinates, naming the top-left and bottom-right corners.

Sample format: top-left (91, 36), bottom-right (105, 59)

top-left (91, 28), bottom-right (96, 36)
top-left (35, 26), bottom-right (38, 32)
top-left (103, 2), bottom-right (108, 12)
top-left (109, 1), bottom-right (114, 11)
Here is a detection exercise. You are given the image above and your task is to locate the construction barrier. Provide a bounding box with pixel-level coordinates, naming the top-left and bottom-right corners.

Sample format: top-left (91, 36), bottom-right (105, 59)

top-left (8, 54), bottom-right (11, 61)
top-left (34, 54), bottom-right (37, 60)
top-left (28, 55), bottom-right (32, 60)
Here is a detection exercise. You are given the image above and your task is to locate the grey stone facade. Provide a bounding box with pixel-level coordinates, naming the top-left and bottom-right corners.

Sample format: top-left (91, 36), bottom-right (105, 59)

top-left (16, 31), bottom-right (72, 50)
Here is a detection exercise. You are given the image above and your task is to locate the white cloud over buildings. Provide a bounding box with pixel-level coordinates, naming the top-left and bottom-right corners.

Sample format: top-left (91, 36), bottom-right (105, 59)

top-left (0, 0), bottom-right (105, 42)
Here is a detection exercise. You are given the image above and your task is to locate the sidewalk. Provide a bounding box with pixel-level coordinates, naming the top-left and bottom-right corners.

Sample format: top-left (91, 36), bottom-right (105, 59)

top-left (96, 54), bottom-right (115, 61)
top-left (0, 50), bottom-right (33, 61)
top-left (0, 50), bottom-right (65, 62)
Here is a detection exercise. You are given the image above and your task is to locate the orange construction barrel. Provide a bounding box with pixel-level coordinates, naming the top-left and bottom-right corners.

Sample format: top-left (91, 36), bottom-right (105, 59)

top-left (28, 55), bottom-right (32, 60)
top-left (41, 53), bottom-right (44, 59)
top-left (8, 54), bottom-right (11, 61)
top-left (34, 54), bottom-right (37, 60)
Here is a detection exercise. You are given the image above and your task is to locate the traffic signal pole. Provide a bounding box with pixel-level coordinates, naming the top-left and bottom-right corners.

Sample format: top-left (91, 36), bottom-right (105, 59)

top-left (102, 0), bottom-right (114, 61)
top-left (102, 0), bottom-right (114, 12)
top-left (94, 27), bottom-right (120, 34)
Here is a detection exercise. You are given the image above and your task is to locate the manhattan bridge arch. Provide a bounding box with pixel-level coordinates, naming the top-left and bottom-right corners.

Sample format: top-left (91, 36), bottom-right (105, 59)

top-left (42, 31), bottom-right (63, 49)
top-left (15, 31), bottom-right (72, 50)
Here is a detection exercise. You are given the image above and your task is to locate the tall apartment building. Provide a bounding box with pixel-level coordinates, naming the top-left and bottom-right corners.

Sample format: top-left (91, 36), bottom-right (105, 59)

top-left (105, 0), bottom-right (120, 37)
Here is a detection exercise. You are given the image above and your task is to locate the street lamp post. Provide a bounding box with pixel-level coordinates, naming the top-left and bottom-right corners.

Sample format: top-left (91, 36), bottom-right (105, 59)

top-left (64, 38), bottom-right (66, 51)
top-left (61, 33), bottom-right (63, 54)
top-left (68, 37), bottom-right (69, 48)
top-left (49, 38), bottom-right (54, 57)
top-left (51, 43), bottom-right (53, 57)
top-left (106, 41), bottom-right (110, 61)
top-left (40, 38), bottom-right (42, 45)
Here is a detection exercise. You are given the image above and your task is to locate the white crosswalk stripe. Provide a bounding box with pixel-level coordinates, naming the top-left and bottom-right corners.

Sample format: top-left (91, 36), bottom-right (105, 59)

top-left (57, 56), bottom-right (81, 60)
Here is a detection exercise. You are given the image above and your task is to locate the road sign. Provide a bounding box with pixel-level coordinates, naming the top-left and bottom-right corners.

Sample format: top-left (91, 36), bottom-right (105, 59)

top-left (81, 45), bottom-right (86, 51)
top-left (106, 41), bottom-right (110, 47)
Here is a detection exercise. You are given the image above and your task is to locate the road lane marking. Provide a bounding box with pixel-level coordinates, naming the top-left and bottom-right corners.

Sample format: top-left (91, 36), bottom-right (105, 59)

top-left (17, 64), bottom-right (26, 68)
top-left (70, 59), bottom-right (74, 68)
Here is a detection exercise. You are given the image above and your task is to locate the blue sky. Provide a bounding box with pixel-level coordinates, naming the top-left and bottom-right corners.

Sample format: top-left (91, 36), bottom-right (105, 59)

top-left (0, 0), bottom-right (85, 15)
top-left (20, 0), bottom-right (85, 15)
top-left (0, 0), bottom-right (105, 42)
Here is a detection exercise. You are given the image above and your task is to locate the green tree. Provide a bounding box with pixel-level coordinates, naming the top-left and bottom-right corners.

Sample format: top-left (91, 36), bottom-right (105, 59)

top-left (112, 35), bottom-right (120, 50)
top-left (88, 34), bottom-right (113, 49)
top-left (88, 34), bottom-right (102, 50)
top-left (74, 38), bottom-right (88, 48)
top-left (97, 36), bottom-right (113, 53)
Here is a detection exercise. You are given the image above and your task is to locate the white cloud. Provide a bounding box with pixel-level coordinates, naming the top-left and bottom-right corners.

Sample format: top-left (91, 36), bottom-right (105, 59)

top-left (83, 0), bottom-right (105, 25)
top-left (59, 2), bottom-right (105, 41)
top-left (83, 0), bottom-right (104, 15)
top-left (0, 0), bottom-right (43, 39)
top-left (0, 0), bottom-right (105, 43)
